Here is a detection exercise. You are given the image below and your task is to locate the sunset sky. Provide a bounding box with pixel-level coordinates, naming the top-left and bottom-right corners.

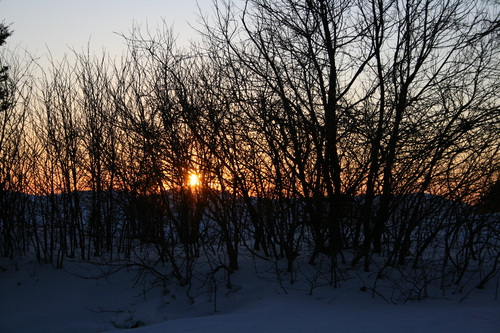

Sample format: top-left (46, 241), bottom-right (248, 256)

top-left (0, 0), bottom-right (232, 66)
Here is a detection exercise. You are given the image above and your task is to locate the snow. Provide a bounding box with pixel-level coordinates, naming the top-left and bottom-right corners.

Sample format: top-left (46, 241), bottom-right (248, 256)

top-left (1, 254), bottom-right (499, 333)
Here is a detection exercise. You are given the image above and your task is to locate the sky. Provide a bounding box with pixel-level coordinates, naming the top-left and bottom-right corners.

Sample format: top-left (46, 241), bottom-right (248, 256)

top-left (0, 0), bottom-right (227, 67)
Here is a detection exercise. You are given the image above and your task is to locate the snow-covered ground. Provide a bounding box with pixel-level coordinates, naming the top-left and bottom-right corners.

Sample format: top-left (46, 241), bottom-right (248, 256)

top-left (1, 253), bottom-right (499, 333)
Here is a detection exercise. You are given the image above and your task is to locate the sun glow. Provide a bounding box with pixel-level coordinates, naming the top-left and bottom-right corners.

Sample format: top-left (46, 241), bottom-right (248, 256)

top-left (188, 173), bottom-right (201, 187)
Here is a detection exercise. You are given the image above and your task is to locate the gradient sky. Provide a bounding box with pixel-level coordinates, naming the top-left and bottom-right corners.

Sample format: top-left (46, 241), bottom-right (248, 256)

top-left (0, 0), bottom-right (229, 67)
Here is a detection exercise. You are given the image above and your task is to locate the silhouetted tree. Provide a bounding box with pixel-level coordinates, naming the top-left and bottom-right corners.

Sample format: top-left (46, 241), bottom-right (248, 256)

top-left (201, 0), bottom-right (500, 273)
top-left (0, 22), bottom-right (34, 259)
top-left (0, 22), bottom-right (12, 113)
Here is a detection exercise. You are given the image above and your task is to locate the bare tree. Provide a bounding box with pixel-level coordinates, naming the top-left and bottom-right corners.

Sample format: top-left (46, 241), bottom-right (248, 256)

top-left (201, 0), bottom-right (499, 276)
top-left (0, 24), bottom-right (37, 260)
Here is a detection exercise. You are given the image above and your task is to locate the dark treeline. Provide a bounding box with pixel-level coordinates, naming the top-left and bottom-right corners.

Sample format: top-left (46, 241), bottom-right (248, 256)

top-left (1, 0), bottom-right (499, 301)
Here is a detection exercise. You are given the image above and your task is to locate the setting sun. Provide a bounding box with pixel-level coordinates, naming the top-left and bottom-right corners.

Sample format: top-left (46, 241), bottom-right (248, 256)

top-left (188, 173), bottom-right (201, 187)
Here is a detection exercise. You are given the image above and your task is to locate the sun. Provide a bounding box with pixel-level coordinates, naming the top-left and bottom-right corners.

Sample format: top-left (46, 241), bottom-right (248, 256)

top-left (188, 173), bottom-right (201, 187)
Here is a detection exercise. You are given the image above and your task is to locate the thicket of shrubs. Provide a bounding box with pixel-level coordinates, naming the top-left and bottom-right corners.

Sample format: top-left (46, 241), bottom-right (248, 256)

top-left (1, 0), bottom-right (499, 301)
